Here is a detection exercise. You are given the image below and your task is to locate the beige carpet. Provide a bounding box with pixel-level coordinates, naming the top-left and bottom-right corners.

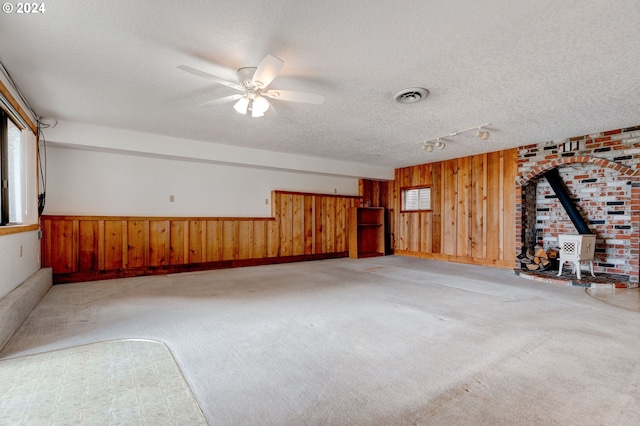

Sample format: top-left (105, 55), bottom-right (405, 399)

top-left (0, 339), bottom-right (206, 425)
top-left (1, 256), bottom-right (640, 425)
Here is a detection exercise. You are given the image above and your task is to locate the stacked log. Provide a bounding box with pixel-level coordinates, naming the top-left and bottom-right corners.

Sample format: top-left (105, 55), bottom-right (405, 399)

top-left (519, 245), bottom-right (555, 271)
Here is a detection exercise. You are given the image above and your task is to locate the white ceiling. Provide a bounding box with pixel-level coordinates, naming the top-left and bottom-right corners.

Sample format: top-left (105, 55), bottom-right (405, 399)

top-left (1, 0), bottom-right (640, 168)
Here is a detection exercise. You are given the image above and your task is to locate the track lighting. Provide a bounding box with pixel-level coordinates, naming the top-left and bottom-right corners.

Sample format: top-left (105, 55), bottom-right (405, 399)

top-left (418, 123), bottom-right (491, 153)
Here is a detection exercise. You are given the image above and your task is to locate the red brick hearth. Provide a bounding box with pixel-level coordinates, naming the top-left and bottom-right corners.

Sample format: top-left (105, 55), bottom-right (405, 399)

top-left (515, 126), bottom-right (640, 284)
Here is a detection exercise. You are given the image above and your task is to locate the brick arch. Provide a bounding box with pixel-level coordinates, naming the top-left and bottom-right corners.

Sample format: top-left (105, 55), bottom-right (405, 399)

top-left (514, 154), bottom-right (640, 284)
top-left (518, 156), bottom-right (639, 186)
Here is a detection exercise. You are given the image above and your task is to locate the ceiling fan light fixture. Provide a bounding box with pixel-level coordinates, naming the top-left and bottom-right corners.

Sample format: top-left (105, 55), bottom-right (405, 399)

top-left (252, 95), bottom-right (270, 114)
top-left (179, 54), bottom-right (324, 117)
top-left (234, 97), bottom-right (249, 115)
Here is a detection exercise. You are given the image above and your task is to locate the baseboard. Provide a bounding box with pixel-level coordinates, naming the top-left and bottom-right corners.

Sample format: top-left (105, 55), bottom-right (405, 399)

top-left (53, 252), bottom-right (349, 284)
top-left (394, 250), bottom-right (514, 269)
top-left (0, 268), bottom-right (52, 351)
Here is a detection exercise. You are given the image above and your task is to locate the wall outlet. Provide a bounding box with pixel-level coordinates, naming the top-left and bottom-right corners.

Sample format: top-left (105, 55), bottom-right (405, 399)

top-left (19, 245), bottom-right (23, 257)
top-left (265, 198), bottom-right (269, 205)
top-left (169, 195), bottom-right (175, 202)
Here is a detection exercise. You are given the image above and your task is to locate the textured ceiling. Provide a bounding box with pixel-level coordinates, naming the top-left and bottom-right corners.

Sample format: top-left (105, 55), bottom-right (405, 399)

top-left (1, 0), bottom-right (640, 168)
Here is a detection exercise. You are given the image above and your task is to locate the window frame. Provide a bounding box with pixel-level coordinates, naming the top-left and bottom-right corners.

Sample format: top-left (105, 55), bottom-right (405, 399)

top-left (0, 107), bottom-right (25, 226)
top-left (400, 185), bottom-right (432, 212)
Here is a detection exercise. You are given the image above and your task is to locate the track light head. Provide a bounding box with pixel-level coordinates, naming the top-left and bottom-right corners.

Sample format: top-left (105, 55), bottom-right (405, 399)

top-left (476, 130), bottom-right (490, 140)
top-left (422, 143), bottom-right (434, 152)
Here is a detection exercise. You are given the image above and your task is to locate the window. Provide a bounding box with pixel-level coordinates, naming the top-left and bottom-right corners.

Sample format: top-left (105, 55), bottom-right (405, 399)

top-left (0, 109), bottom-right (24, 225)
top-left (402, 187), bottom-right (431, 211)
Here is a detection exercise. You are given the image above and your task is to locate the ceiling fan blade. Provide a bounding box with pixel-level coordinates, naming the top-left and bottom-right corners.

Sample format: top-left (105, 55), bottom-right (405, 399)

top-left (252, 55), bottom-right (284, 88)
top-left (199, 94), bottom-right (244, 107)
top-left (264, 89), bottom-right (325, 104)
top-left (177, 65), bottom-right (244, 92)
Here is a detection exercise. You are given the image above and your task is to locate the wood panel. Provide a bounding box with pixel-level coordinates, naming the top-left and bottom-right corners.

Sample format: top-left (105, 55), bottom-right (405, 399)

top-left (431, 163), bottom-right (442, 254)
top-left (367, 148), bottom-right (518, 269)
top-left (485, 151), bottom-right (503, 260)
top-left (238, 221), bottom-right (253, 260)
top-left (442, 159), bottom-right (458, 255)
top-left (50, 220), bottom-right (73, 273)
top-left (127, 221), bottom-right (146, 268)
top-left (502, 148), bottom-right (518, 261)
top-left (314, 196), bottom-right (323, 254)
top-left (78, 220), bottom-right (98, 272)
top-left (170, 221), bottom-right (187, 265)
top-left (304, 196), bottom-right (314, 254)
top-left (41, 191), bottom-right (361, 281)
top-left (206, 220), bottom-right (223, 262)
top-left (278, 193), bottom-right (293, 256)
top-left (104, 220), bottom-right (123, 270)
top-left (292, 195), bottom-right (305, 256)
top-left (335, 198), bottom-right (347, 253)
top-left (149, 220), bottom-right (169, 266)
top-left (189, 220), bottom-right (205, 263)
top-left (252, 220), bottom-right (267, 259)
top-left (456, 156), bottom-right (472, 257)
top-left (223, 220), bottom-right (239, 260)
top-left (471, 154), bottom-right (487, 258)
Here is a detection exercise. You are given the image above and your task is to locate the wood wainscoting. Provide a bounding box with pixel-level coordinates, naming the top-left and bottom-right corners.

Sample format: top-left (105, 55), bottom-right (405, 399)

top-left (41, 191), bottom-right (362, 283)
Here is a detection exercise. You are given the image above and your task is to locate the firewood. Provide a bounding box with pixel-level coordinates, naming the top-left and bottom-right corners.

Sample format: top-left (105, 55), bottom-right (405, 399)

top-left (533, 256), bottom-right (541, 264)
top-left (526, 263), bottom-right (539, 270)
top-left (540, 258), bottom-right (550, 266)
top-left (534, 248), bottom-right (548, 259)
top-left (526, 246), bottom-right (535, 260)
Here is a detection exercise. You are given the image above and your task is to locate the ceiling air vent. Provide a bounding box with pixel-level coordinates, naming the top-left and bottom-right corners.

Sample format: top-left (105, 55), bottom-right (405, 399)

top-left (394, 87), bottom-right (429, 104)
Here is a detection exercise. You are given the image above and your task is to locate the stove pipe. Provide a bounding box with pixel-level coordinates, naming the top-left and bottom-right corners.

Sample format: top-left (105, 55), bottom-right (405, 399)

top-left (544, 168), bottom-right (592, 235)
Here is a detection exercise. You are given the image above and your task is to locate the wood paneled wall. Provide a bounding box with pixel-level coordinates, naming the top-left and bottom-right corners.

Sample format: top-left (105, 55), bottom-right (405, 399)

top-left (42, 191), bottom-right (362, 283)
top-left (362, 149), bottom-right (518, 269)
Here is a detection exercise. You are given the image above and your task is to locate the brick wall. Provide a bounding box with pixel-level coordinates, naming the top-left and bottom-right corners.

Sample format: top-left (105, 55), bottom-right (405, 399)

top-left (516, 125), bottom-right (640, 282)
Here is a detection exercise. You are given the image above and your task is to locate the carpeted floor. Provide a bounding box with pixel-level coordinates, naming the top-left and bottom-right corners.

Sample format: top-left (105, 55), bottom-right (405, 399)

top-left (1, 256), bottom-right (639, 425)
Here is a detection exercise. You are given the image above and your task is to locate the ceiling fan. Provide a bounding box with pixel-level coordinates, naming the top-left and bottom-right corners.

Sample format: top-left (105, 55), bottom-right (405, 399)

top-left (178, 55), bottom-right (325, 117)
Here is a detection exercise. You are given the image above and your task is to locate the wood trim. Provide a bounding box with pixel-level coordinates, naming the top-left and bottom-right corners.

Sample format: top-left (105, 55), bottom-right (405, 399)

top-left (395, 250), bottom-right (514, 269)
top-left (41, 215), bottom-right (275, 221)
top-left (0, 79), bottom-right (37, 133)
top-left (273, 190), bottom-right (362, 199)
top-left (0, 223), bottom-right (38, 236)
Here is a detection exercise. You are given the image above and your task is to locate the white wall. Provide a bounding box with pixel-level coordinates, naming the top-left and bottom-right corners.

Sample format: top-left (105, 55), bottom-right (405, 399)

top-left (0, 231), bottom-right (41, 299)
top-left (42, 120), bottom-right (394, 217)
top-left (44, 146), bottom-right (359, 216)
